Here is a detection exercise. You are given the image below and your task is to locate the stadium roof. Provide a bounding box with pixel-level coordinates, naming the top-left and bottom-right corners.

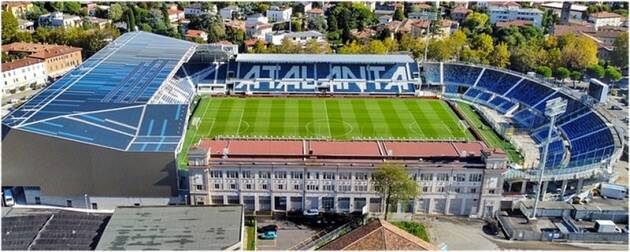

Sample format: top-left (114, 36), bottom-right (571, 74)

top-left (95, 205), bottom-right (243, 250)
top-left (235, 53), bottom-right (416, 64)
top-left (2, 32), bottom-right (196, 152)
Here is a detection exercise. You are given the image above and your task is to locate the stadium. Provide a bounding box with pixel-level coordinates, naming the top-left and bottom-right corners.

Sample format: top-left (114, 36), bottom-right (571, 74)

top-left (2, 32), bottom-right (624, 214)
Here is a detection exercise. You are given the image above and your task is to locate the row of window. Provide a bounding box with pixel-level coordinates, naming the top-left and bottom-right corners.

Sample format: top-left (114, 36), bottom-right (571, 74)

top-left (202, 182), bottom-right (371, 192)
top-left (207, 170), bottom-right (483, 182)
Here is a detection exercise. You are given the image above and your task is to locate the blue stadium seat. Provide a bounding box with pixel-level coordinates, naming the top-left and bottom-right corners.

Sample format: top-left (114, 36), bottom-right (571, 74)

top-left (504, 79), bottom-right (555, 107)
top-left (423, 63), bottom-right (441, 84)
top-left (443, 64), bottom-right (483, 86)
top-left (475, 69), bottom-right (522, 95)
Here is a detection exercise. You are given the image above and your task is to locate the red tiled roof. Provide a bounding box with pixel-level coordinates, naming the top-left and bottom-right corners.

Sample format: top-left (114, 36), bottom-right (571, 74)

top-left (185, 29), bottom-right (206, 38)
top-left (244, 38), bottom-right (265, 46)
top-left (553, 23), bottom-right (595, 36)
top-left (488, 1), bottom-right (521, 8)
top-left (309, 141), bottom-right (381, 157)
top-left (496, 20), bottom-right (533, 28)
top-left (307, 8), bottom-right (323, 14)
top-left (2, 42), bottom-right (81, 60)
top-left (1, 57), bottom-right (43, 71)
top-left (384, 142), bottom-right (459, 157)
top-left (453, 142), bottom-right (486, 157)
top-left (452, 6), bottom-right (472, 14)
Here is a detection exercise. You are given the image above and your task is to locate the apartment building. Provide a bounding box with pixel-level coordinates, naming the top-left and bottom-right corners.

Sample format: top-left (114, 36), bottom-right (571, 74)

top-left (2, 42), bottom-right (83, 78)
top-left (265, 31), bottom-right (326, 46)
top-left (266, 6), bottom-right (292, 23)
top-left (38, 12), bottom-right (82, 28)
top-left (488, 6), bottom-right (543, 28)
top-left (1, 58), bottom-right (46, 96)
top-left (188, 140), bottom-right (507, 219)
top-left (589, 11), bottom-right (623, 30)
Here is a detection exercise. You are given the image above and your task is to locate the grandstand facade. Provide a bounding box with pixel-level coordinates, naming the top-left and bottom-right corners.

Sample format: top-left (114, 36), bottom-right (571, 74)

top-left (2, 32), bottom-right (197, 208)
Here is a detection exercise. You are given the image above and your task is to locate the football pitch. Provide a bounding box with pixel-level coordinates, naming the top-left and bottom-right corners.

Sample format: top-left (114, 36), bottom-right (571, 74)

top-left (179, 97), bottom-right (474, 167)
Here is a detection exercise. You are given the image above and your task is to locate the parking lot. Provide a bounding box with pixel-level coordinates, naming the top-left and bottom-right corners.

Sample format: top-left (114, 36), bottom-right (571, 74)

top-left (255, 217), bottom-right (321, 250)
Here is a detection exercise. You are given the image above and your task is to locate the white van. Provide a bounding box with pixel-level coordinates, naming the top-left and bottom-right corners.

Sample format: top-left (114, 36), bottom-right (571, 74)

top-left (3, 189), bottom-right (15, 206)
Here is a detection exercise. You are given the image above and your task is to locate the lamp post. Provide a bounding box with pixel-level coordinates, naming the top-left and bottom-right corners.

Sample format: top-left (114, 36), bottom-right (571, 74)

top-left (530, 97), bottom-right (567, 220)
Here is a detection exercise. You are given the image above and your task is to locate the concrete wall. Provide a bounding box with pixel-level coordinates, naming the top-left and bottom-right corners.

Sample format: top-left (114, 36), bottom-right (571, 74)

top-left (2, 127), bottom-right (179, 198)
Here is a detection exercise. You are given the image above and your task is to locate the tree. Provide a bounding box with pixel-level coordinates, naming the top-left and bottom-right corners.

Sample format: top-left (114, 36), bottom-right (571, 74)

top-left (393, 7), bottom-right (405, 21)
top-left (366, 40), bottom-right (387, 54)
top-left (510, 44), bottom-right (548, 73)
top-left (553, 67), bottom-right (570, 83)
top-left (206, 17), bottom-right (226, 42)
top-left (303, 39), bottom-right (329, 54)
top-left (307, 15), bottom-right (327, 32)
top-left (371, 163), bottom-right (419, 220)
top-left (126, 9), bottom-right (137, 31)
top-left (291, 19), bottom-right (302, 32)
top-left (379, 28), bottom-right (392, 40)
top-left (427, 39), bottom-right (454, 61)
top-left (611, 32), bottom-right (628, 68)
top-left (278, 38), bottom-right (300, 53)
top-left (586, 64), bottom-right (605, 79)
top-left (448, 30), bottom-right (467, 60)
top-left (560, 35), bottom-right (598, 70)
top-left (472, 33), bottom-right (494, 63)
top-left (2, 11), bottom-right (18, 44)
top-left (570, 71), bottom-right (582, 88)
top-left (327, 14), bottom-right (338, 32)
top-left (108, 4), bottom-right (124, 22)
top-left (462, 12), bottom-right (489, 32)
top-left (49, 2), bottom-right (64, 12)
top-left (25, 5), bottom-right (47, 21)
top-left (605, 66), bottom-right (622, 84)
top-left (536, 66), bottom-right (553, 78)
top-left (490, 42), bottom-right (510, 68)
top-left (64, 1), bottom-right (81, 15)
top-left (338, 40), bottom-right (364, 54)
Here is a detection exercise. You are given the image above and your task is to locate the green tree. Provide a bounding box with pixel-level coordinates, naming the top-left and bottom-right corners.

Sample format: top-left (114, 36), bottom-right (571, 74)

top-left (536, 66), bottom-right (553, 78)
top-left (2, 11), bottom-right (18, 44)
top-left (570, 71), bottom-right (582, 88)
top-left (611, 32), bottom-right (628, 68)
top-left (371, 163), bottom-right (419, 220)
top-left (337, 40), bottom-right (364, 54)
top-left (64, 1), bottom-right (81, 15)
top-left (307, 15), bottom-right (327, 32)
top-left (510, 44), bottom-right (548, 73)
top-left (327, 14), bottom-right (338, 32)
top-left (490, 42), bottom-right (510, 68)
top-left (462, 12), bottom-right (489, 32)
top-left (303, 39), bottom-right (329, 54)
top-left (25, 5), bottom-right (47, 21)
top-left (448, 29), bottom-right (467, 60)
top-left (586, 64), bottom-right (605, 79)
top-left (50, 2), bottom-right (64, 12)
top-left (126, 9), bottom-right (136, 31)
top-left (560, 35), bottom-right (598, 70)
top-left (472, 33), bottom-right (494, 63)
top-left (255, 3), bottom-right (270, 14)
top-left (206, 17), bottom-right (226, 42)
top-left (554, 67), bottom-right (570, 83)
top-left (366, 40), bottom-right (387, 54)
top-left (605, 66), bottom-right (622, 84)
top-left (108, 4), bottom-right (124, 22)
top-left (291, 19), bottom-right (302, 32)
top-left (427, 39), bottom-right (454, 61)
top-left (393, 7), bottom-right (405, 21)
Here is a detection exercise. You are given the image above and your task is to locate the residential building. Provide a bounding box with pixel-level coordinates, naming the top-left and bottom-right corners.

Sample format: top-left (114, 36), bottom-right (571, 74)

top-left (553, 22), bottom-right (595, 36)
top-left (220, 6), bottom-right (240, 20)
top-left (184, 3), bottom-right (216, 16)
top-left (87, 17), bottom-right (111, 29)
top-left (451, 5), bottom-right (472, 22)
top-left (84, 2), bottom-right (98, 16)
top-left (185, 29), bottom-right (208, 41)
top-left (478, 1), bottom-right (521, 9)
top-left (17, 18), bottom-right (34, 33)
top-left (266, 6), bottom-right (292, 23)
top-left (2, 42), bottom-right (83, 78)
top-left (319, 219), bottom-right (440, 250)
top-left (352, 28), bottom-right (378, 43)
top-left (224, 19), bottom-right (246, 31)
top-left (1, 58), bottom-right (46, 96)
top-left (409, 11), bottom-right (439, 21)
top-left (306, 8), bottom-right (324, 19)
top-left (361, 1), bottom-right (376, 11)
top-left (38, 12), bottom-right (83, 28)
top-left (375, 2), bottom-right (404, 16)
top-left (541, 2), bottom-right (587, 22)
top-left (246, 14), bottom-right (268, 27)
top-left (589, 12), bottom-right (623, 30)
top-left (188, 140), bottom-right (506, 218)
top-left (488, 6), bottom-right (543, 28)
top-left (167, 5), bottom-right (185, 23)
top-left (2, 1), bottom-right (33, 19)
top-left (436, 19), bottom-right (458, 37)
top-left (379, 15), bottom-right (393, 24)
top-left (265, 31), bottom-right (326, 46)
top-left (411, 20), bottom-right (432, 38)
top-left (246, 22), bottom-right (273, 40)
top-left (302, 2), bottom-right (313, 13)
top-left (243, 38), bottom-right (266, 51)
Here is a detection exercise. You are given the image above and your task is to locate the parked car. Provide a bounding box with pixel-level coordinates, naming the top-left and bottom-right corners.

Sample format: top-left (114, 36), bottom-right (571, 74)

top-left (257, 224), bottom-right (278, 233)
top-left (258, 231), bottom-right (277, 240)
top-left (303, 208), bottom-right (319, 216)
top-left (3, 188), bottom-right (15, 207)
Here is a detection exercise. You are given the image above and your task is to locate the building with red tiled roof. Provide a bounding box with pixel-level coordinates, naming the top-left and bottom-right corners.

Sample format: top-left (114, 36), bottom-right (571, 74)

top-left (187, 139), bottom-right (507, 217)
top-left (2, 42), bottom-right (82, 78)
top-left (451, 5), bottom-right (472, 22)
top-left (185, 29), bottom-right (208, 41)
top-left (319, 219), bottom-right (440, 250)
top-left (589, 11), bottom-right (623, 30)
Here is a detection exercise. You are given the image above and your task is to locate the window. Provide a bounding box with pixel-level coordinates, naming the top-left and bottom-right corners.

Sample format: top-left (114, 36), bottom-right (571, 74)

top-left (469, 174), bottom-right (482, 182)
top-left (306, 185), bottom-right (319, 191)
top-left (246, 184), bottom-right (252, 190)
top-left (293, 184), bottom-right (300, 190)
top-left (470, 188), bottom-right (477, 193)
top-left (230, 183), bottom-right (237, 190)
top-left (210, 171), bottom-right (222, 178)
top-left (277, 184), bottom-right (284, 190)
top-left (355, 172), bottom-right (368, 180)
top-left (290, 171), bottom-right (303, 179)
top-left (453, 174), bottom-right (466, 182)
top-left (242, 171), bottom-right (252, 178)
top-left (261, 184), bottom-right (268, 190)
top-left (338, 185), bottom-right (352, 192)
top-left (355, 185), bottom-right (368, 191)
top-left (214, 183), bottom-right (221, 189)
top-left (436, 173), bottom-right (449, 181)
top-left (489, 189), bottom-right (496, 194)
top-left (323, 172), bottom-right (335, 180)
top-left (422, 186), bottom-right (430, 192)
top-left (91, 203), bottom-right (98, 209)
top-left (307, 172), bottom-right (320, 179)
top-left (420, 173), bottom-right (433, 181)
top-left (322, 185), bottom-right (334, 191)
top-left (437, 186), bottom-right (445, 192)
top-left (259, 171), bottom-right (271, 179)
top-left (339, 172), bottom-right (351, 180)
top-left (451, 187), bottom-right (461, 193)
top-left (196, 185), bottom-right (203, 191)
top-left (227, 171), bottom-right (238, 178)
top-left (35, 197), bottom-right (41, 204)
top-left (274, 171), bottom-right (287, 179)
top-left (66, 200), bottom-right (72, 207)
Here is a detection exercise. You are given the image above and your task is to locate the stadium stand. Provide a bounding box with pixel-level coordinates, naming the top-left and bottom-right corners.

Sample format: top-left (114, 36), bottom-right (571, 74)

top-left (504, 79), bottom-right (557, 107)
top-left (442, 64), bottom-right (483, 86)
top-left (475, 68), bottom-right (523, 95)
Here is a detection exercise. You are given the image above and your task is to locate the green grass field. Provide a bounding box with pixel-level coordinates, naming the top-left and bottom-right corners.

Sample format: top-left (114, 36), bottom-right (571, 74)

top-left (457, 101), bottom-right (523, 164)
top-left (178, 97), bottom-right (474, 167)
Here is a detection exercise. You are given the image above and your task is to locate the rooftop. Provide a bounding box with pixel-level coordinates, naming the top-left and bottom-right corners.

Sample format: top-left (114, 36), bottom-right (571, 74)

top-left (590, 11), bottom-right (622, 19)
top-left (1, 57), bottom-right (43, 71)
top-left (235, 53), bottom-right (415, 64)
top-left (319, 219), bottom-right (439, 250)
top-left (541, 2), bottom-right (588, 12)
top-left (2, 32), bottom-right (196, 152)
top-left (96, 205), bottom-right (243, 250)
top-left (2, 42), bottom-right (82, 60)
